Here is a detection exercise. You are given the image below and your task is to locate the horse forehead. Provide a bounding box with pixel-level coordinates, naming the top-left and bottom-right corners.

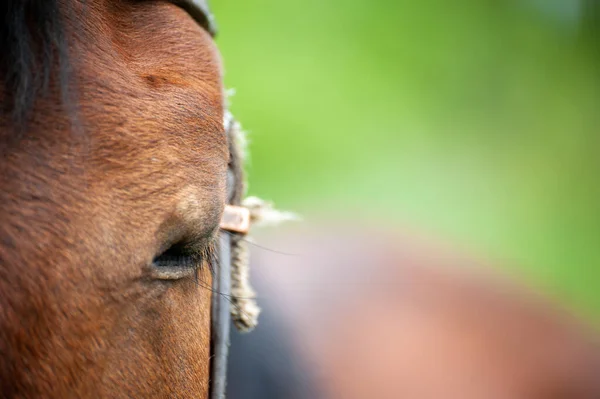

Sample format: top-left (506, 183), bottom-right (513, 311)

top-left (74, 1), bottom-right (222, 87)
top-left (70, 1), bottom-right (226, 147)
top-left (123, 1), bottom-right (219, 59)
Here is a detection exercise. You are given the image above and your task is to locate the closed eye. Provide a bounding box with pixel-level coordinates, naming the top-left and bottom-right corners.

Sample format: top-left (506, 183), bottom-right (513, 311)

top-left (150, 239), bottom-right (214, 280)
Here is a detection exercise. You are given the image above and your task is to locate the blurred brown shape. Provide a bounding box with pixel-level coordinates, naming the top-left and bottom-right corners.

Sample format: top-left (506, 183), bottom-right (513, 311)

top-left (230, 221), bottom-right (600, 399)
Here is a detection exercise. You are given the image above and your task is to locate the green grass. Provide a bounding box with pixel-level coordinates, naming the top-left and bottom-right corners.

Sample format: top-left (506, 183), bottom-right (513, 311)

top-left (213, 0), bottom-right (600, 320)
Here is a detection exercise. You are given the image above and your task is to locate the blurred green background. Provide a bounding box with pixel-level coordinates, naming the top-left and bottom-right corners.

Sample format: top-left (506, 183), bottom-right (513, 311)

top-left (212, 0), bottom-right (599, 320)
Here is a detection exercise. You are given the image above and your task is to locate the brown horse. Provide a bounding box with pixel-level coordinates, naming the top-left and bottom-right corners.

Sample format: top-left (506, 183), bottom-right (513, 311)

top-left (229, 224), bottom-right (600, 399)
top-left (0, 1), bottom-right (233, 397)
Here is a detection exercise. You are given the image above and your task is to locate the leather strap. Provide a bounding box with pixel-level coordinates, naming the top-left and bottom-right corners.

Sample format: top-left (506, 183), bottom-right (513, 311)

top-left (210, 232), bottom-right (232, 399)
top-left (170, 0), bottom-right (217, 36)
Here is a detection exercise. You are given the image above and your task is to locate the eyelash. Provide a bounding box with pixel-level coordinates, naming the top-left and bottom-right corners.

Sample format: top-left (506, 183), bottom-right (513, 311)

top-left (150, 237), bottom-right (217, 280)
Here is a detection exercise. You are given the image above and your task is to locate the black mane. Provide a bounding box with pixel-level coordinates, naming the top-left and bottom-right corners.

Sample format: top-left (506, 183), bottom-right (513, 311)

top-left (0, 0), bottom-right (69, 127)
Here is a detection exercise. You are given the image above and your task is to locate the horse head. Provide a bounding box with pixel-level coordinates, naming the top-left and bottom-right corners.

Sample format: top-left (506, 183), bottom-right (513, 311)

top-left (0, 1), bottom-right (233, 396)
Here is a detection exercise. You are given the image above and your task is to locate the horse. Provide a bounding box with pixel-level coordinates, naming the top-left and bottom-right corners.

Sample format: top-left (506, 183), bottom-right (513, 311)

top-left (228, 223), bottom-right (600, 398)
top-left (0, 1), bottom-right (238, 397)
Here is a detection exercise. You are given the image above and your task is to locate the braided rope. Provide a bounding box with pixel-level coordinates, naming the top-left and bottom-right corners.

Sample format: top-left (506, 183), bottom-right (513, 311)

top-left (225, 96), bottom-right (298, 332)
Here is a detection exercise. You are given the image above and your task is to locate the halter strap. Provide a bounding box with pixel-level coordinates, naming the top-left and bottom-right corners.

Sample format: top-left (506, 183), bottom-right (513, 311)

top-left (210, 231), bottom-right (231, 399)
top-left (210, 207), bottom-right (251, 398)
top-left (170, 0), bottom-right (217, 36)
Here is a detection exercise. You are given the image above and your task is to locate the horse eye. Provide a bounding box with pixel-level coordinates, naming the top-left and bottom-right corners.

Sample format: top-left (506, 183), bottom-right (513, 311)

top-left (150, 241), bottom-right (201, 280)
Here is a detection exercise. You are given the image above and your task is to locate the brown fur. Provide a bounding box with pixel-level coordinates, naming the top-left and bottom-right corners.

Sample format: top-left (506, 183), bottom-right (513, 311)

top-left (0, 1), bottom-right (226, 397)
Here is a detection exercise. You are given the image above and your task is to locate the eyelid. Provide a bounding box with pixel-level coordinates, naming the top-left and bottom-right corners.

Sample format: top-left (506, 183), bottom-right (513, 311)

top-left (149, 265), bottom-right (197, 280)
